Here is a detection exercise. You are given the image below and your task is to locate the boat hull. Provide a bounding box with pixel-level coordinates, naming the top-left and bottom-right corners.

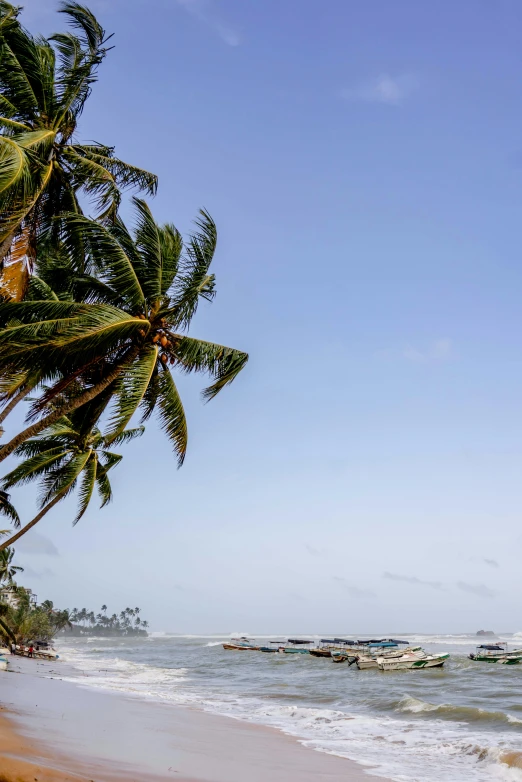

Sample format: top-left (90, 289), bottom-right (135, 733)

top-left (378, 653), bottom-right (449, 671)
top-left (310, 649), bottom-right (332, 658)
top-left (222, 643), bottom-right (259, 651)
top-left (283, 648), bottom-right (310, 654)
top-left (470, 654), bottom-right (522, 664)
top-left (356, 657), bottom-right (379, 670)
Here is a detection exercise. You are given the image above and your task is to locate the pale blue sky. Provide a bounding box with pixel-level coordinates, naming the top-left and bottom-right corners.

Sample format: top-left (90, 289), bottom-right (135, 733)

top-left (6, 0), bottom-right (522, 633)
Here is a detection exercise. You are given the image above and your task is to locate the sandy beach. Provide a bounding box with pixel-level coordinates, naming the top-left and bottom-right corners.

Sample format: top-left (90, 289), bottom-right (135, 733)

top-left (0, 655), bottom-right (385, 782)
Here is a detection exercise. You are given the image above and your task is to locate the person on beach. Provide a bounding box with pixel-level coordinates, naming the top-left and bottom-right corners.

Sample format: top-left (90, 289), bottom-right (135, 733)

top-left (27, 644), bottom-right (34, 658)
top-left (10, 642), bottom-right (16, 655)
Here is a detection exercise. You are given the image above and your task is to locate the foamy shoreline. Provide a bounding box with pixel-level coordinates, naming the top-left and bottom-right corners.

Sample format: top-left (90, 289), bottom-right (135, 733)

top-left (0, 655), bottom-right (382, 781)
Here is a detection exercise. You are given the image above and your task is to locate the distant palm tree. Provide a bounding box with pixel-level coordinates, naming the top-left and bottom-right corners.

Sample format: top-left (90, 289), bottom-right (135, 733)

top-left (0, 1), bottom-right (157, 299)
top-left (52, 608), bottom-right (72, 632)
top-left (101, 604), bottom-right (107, 613)
top-left (0, 546), bottom-right (23, 583)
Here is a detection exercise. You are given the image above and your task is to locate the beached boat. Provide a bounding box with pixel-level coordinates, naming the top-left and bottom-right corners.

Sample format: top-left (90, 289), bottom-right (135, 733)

top-left (0, 656), bottom-right (7, 671)
top-left (282, 639), bottom-right (313, 654)
top-left (469, 644), bottom-right (522, 664)
top-left (377, 650), bottom-right (449, 670)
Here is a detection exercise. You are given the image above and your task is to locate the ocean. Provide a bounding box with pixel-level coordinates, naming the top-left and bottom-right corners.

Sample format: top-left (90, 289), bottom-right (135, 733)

top-left (55, 633), bottom-right (522, 782)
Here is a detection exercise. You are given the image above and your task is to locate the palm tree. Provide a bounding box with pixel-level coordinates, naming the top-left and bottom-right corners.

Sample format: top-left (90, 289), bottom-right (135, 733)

top-left (0, 200), bottom-right (248, 464)
top-left (52, 608), bottom-right (72, 632)
top-left (0, 546), bottom-right (22, 583)
top-left (0, 1), bottom-right (157, 299)
top-left (0, 408), bottom-right (143, 550)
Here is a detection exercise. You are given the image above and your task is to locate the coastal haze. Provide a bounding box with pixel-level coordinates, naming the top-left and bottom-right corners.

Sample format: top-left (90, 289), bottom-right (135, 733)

top-left (6, 0), bottom-right (522, 634)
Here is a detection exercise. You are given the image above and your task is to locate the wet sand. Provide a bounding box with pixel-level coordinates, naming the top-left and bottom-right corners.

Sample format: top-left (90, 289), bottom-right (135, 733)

top-left (0, 655), bottom-right (386, 781)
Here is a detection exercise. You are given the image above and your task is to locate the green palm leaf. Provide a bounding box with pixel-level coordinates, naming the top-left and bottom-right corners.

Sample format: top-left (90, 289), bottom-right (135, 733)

top-left (175, 336), bottom-right (249, 401)
top-left (156, 367), bottom-right (187, 466)
top-left (64, 214), bottom-right (146, 310)
top-left (105, 344), bottom-right (157, 441)
top-left (73, 451), bottom-right (96, 524)
top-left (0, 489), bottom-right (19, 527)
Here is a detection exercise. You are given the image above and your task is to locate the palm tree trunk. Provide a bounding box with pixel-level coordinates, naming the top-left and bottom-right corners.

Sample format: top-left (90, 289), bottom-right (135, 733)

top-left (0, 492), bottom-right (64, 552)
top-left (0, 383), bottom-right (34, 427)
top-left (0, 616), bottom-right (16, 644)
top-left (0, 346), bottom-right (140, 464)
top-left (0, 232), bottom-right (15, 263)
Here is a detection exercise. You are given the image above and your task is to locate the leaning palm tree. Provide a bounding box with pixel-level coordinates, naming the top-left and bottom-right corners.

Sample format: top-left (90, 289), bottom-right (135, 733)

top-left (0, 1), bottom-right (157, 298)
top-left (0, 408), bottom-right (143, 551)
top-left (0, 546), bottom-right (22, 583)
top-left (0, 200), bottom-right (248, 464)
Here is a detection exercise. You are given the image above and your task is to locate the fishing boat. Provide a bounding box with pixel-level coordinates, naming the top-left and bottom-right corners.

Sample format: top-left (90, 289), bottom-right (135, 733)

top-left (259, 642), bottom-right (283, 653)
top-left (222, 637), bottom-right (259, 651)
top-left (310, 645), bottom-right (332, 658)
top-left (354, 640), bottom-right (414, 670)
top-left (282, 639), bottom-right (313, 654)
top-left (469, 644), bottom-right (522, 664)
top-left (377, 649), bottom-right (449, 670)
top-left (318, 639), bottom-right (359, 663)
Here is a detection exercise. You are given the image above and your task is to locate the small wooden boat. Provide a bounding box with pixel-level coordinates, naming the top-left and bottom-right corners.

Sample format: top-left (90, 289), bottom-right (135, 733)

top-left (331, 652), bottom-right (351, 663)
top-left (469, 644), bottom-right (522, 664)
top-left (310, 648), bottom-right (332, 658)
top-left (222, 637), bottom-right (259, 651)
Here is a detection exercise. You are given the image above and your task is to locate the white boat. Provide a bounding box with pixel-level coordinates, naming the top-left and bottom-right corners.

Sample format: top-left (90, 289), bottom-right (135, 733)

top-left (356, 646), bottom-right (422, 670)
top-left (377, 650), bottom-right (449, 671)
top-left (0, 656), bottom-right (8, 671)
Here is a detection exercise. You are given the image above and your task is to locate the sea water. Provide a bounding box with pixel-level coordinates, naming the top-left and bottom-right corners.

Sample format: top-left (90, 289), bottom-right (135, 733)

top-left (55, 633), bottom-right (522, 782)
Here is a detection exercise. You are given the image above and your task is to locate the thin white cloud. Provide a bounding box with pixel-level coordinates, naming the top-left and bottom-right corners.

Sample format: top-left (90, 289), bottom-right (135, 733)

top-left (403, 338), bottom-right (452, 363)
top-left (457, 581), bottom-right (495, 599)
top-left (305, 543), bottom-right (327, 558)
top-left (176, 0), bottom-right (240, 46)
top-left (340, 74), bottom-right (418, 106)
top-left (483, 558), bottom-right (499, 569)
top-left (383, 572), bottom-right (443, 590)
top-left (16, 532), bottom-right (59, 557)
top-left (333, 577), bottom-right (375, 599)
top-left (21, 565), bottom-right (55, 579)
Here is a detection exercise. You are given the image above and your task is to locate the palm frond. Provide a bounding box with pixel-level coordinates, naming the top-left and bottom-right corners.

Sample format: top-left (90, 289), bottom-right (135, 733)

top-left (156, 367), bottom-right (187, 466)
top-left (73, 451), bottom-right (96, 524)
top-left (58, 2), bottom-right (107, 54)
top-left (132, 198), bottom-right (162, 301)
top-left (105, 344), bottom-right (157, 440)
top-left (174, 336), bottom-right (249, 401)
top-left (38, 448), bottom-right (91, 508)
top-left (1, 447), bottom-right (70, 489)
top-left (0, 489), bottom-right (19, 527)
top-left (103, 426), bottom-right (144, 447)
top-left (168, 209), bottom-right (217, 328)
top-left (63, 214), bottom-right (146, 310)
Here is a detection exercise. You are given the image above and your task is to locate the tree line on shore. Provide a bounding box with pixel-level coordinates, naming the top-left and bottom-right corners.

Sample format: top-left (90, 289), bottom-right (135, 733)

top-left (0, 3), bottom-right (247, 552)
top-left (65, 605), bottom-right (149, 636)
top-left (0, 545), bottom-right (149, 642)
